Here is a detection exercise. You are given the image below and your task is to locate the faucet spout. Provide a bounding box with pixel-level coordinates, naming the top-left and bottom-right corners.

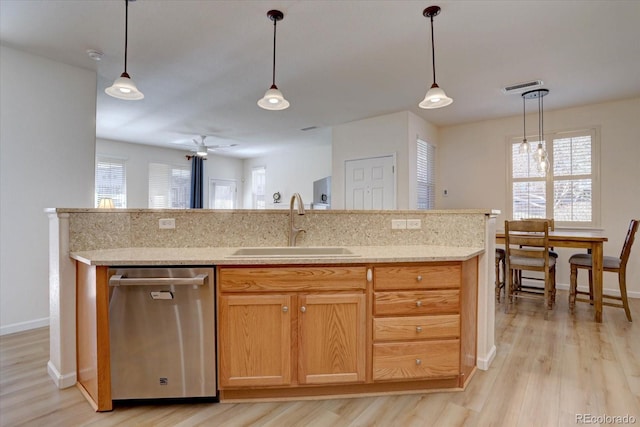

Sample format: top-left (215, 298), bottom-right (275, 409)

top-left (289, 193), bottom-right (305, 246)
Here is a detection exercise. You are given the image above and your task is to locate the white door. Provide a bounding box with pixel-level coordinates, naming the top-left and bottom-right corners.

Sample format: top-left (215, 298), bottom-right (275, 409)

top-left (209, 179), bottom-right (237, 209)
top-left (345, 155), bottom-right (395, 210)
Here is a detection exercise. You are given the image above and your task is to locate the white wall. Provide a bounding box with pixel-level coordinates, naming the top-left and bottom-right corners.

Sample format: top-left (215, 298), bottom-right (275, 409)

top-left (438, 97), bottom-right (640, 296)
top-left (96, 139), bottom-right (244, 208)
top-left (332, 111), bottom-right (409, 209)
top-left (0, 46), bottom-right (96, 334)
top-left (331, 110), bottom-right (438, 210)
top-left (243, 143), bottom-right (332, 209)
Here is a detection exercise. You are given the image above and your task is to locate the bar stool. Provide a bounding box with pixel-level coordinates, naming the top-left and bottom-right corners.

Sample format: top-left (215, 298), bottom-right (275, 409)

top-left (495, 248), bottom-right (506, 302)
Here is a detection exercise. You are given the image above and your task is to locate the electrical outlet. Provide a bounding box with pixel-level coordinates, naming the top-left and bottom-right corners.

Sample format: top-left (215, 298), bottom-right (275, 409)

top-left (406, 219), bottom-right (422, 229)
top-left (159, 218), bottom-right (175, 229)
top-left (391, 219), bottom-right (407, 230)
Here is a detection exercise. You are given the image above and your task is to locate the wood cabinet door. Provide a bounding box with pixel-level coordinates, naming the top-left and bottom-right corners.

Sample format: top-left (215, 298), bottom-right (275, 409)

top-left (297, 293), bottom-right (366, 385)
top-left (219, 294), bottom-right (292, 388)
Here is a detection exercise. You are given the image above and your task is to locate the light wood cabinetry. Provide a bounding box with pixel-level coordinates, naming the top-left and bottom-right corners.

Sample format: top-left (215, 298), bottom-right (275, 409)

top-left (372, 261), bottom-right (477, 387)
top-left (218, 266), bottom-right (367, 389)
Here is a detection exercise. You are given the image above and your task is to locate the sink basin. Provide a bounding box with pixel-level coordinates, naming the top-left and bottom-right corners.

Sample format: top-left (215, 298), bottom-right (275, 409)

top-left (228, 247), bottom-right (359, 258)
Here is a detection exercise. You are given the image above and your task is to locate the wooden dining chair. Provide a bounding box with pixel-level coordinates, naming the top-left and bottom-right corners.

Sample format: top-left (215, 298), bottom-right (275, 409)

top-left (495, 248), bottom-right (506, 302)
top-left (505, 219), bottom-right (557, 318)
top-left (515, 218), bottom-right (558, 303)
top-left (569, 219), bottom-right (639, 322)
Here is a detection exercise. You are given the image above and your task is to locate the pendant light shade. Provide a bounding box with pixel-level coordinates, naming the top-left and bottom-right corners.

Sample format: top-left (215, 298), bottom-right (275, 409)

top-left (258, 10), bottom-right (289, 111)
top-left (106, 0), bottom-right (144, 100)
top-left (419, 6), bottom-right (452, 109)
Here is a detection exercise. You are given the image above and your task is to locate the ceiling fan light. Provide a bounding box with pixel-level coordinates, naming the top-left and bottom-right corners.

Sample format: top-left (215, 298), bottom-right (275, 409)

top-left (419, 84), bottom-right (453, 109)
top-left (105, 73), bottom-right (144, 100)
top-left (258, 85), bottom-right (290, 110)
top-left (196, 143), bottom-right (208, 156)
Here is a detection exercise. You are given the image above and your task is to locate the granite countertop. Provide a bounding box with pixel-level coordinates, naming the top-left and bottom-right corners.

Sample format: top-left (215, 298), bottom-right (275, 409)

top-left (70, 245), bottom-right (485, 266)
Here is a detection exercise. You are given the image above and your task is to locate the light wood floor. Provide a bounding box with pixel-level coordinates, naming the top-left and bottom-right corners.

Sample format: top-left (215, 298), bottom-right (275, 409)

top-left (2, 291), bottom-right (639, 427)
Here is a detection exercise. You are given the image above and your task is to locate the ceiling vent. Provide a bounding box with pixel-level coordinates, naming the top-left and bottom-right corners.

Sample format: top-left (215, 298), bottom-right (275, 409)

top-left (502, 80), bottom-right (544, 94)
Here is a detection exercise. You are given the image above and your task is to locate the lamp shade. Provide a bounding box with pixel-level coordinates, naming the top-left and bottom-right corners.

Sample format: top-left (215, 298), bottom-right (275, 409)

top-left (105, 72), bottom-right (144, 100)
top-left (98, 198), bottom-right (115, 209)
top-left (419, 83), bottom-right (453, 109)
top-left (257, 85), bottom-right (290, 110)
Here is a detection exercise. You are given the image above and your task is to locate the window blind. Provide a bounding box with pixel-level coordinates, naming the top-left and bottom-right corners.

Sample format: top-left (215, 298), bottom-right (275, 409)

top-left (95, 156), bottom-right (126, 208)
top-left (148, 162), bottom-right (191, 209)
top-left (417, 139), bottom-right (435, 210)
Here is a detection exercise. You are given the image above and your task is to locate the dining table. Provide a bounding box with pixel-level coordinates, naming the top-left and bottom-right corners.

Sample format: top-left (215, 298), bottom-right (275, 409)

top-left (496, 229), bottom-right (608, 322)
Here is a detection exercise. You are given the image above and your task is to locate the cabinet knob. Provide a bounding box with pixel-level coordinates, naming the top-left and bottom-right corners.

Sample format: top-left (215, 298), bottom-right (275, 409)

top-left (367, 268), bottom-right (373, 282)
top-left (416, 326), bottom-right (423, 333)
top-left (416, 275), bottom-right (423, 282)
top-left (415, 359), bottom-right (422, 365)
top-left (300, 306), bottom-right (306, 313)
top-left (282, 306), bottom-right (288, 313)
top-left (416, 300), bottom-right (423, 307)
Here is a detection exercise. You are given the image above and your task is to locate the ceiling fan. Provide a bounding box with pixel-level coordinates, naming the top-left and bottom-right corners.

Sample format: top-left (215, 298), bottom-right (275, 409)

top-left (191, 135), bottom-right (238, 157)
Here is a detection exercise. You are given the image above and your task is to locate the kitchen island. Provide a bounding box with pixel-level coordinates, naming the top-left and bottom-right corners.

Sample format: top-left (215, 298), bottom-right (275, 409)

top-left (47, 208), bottom-right (499, 410)
top-left (72, 245), bottom-right (481, 410)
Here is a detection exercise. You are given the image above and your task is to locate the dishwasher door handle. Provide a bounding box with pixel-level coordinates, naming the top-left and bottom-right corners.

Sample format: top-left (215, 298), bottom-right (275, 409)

top-left (109, 273), bottom-right (208, 287)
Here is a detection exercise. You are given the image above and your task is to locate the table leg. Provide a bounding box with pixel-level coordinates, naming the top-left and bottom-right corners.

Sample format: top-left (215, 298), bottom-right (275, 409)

top-left (592, 242), bottom-right (604, 323)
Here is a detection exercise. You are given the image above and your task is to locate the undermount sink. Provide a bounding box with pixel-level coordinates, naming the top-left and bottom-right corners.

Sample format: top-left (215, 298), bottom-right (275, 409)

top-left (228, 247), bottom-right (359, 258)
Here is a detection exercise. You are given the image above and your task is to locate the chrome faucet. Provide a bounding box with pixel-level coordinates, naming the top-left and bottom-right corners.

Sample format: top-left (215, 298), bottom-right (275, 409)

top-left (289, 193), bottom-right (306, 246)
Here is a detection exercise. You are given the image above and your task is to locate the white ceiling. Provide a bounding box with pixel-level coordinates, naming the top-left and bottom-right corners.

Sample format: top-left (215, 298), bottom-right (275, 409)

top-left (2, 0), bottom-right (639, 158)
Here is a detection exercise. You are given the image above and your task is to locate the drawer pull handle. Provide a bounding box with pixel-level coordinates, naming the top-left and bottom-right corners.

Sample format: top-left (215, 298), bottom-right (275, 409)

top-left (416, 359), bottom-right (422, 365)
top-left (300, 306), bottom-right (307, 313)
top-left (416, 300), bottom-right (423, 307)
top-left (282, 306), bottom-right (288, 313)
top-left (416, 326), bottom-right (423, 333)
top-left (416, 275), bottom-right (423, 282)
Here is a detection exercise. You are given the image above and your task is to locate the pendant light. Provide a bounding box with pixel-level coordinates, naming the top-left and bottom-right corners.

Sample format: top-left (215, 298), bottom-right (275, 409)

top-left (106, 0), bottom-right (144, 100)
top-left (258, 10), bottom-right (290, 111)
top-left (522, 88), bottom-right (550, 173)
top-left (419, 5), bottom-right (453, 109)
top-left (519, 95), bottom-right (530, 153)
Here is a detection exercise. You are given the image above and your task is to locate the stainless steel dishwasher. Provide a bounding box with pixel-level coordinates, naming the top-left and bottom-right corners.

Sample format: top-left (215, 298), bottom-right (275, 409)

top-left (108, 266), bottom-right (217, 401)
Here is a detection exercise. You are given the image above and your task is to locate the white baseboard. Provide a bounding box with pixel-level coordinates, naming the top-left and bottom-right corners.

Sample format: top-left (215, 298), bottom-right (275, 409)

top-left (0, 317), bottom-right (49, 336)
top-left (477, 344), bottom-right (496, 371)
top-left (47, 360), bottom-right (77, 389)
top-left (554, 282), bottom-right (640, 298)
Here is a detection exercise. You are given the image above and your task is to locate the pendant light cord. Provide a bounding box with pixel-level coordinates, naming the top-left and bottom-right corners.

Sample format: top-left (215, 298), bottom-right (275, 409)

top-left (522, 96), bottom-right (526, 141)
top-left (124, 0), bottom-right (129, 74)
top-left (430, 15), bottom-right (436, 85)
top-left (271, 17), bottom-right (277, 86)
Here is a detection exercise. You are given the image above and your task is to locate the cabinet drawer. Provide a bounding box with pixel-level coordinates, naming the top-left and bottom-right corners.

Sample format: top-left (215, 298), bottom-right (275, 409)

top-left (374, 264), bottom-right (460, 290)
top-left (373, 315), bottom-right (460, 341)
top-left (373, 340), bottom-right (460, 381)
top-left (374, 290), bottom-right (459, 316)
top-left (219, 266), bottom-right (366, 292)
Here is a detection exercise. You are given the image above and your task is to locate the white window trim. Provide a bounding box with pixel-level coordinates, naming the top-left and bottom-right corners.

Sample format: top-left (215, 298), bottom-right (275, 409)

top-left (506, 126), bottom-right (601, 228)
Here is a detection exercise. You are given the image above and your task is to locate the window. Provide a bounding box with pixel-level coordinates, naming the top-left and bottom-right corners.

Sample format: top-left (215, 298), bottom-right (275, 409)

top-left (417, 139), bottom-right (436, 209)
top-left (95, 156), bottom-right (126, 208)
top-left (251, 166), bottom-right (266, 209)
top-left (209, 179), bottom-right (237, 209)
top-left (148, 162), bottom-right (191, 208)
top-left (509, 128), bottom-right (599, 227)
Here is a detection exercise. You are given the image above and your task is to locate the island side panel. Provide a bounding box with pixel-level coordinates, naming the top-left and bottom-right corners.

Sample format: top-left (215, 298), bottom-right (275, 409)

top-left (76, 263), bottom-right (112, 411)
top-left (460, 256), bottom-right (478, 387)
